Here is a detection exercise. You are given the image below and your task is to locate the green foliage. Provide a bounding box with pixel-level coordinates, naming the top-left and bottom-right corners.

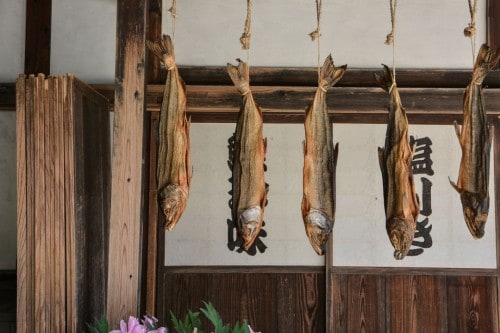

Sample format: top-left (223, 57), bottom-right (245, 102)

top-left (199, 301), bottom-right (250, 333)
top-left (85, 316), bottom-right (109, 333)
top-left (171, 310), bottom-right (204, 333)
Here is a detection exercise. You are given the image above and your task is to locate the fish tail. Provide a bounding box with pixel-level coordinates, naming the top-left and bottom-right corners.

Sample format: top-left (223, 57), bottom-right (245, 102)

top-left (227, 59), bottom-right (251, 95)
top-left (146, 34), bottom-right (176, 70)
top-left (374, 64), bottom-right (394, 93)
top-left (318, 54), bottom-right (347, 91)
top-left (472, 44), bottom-right (500, 84)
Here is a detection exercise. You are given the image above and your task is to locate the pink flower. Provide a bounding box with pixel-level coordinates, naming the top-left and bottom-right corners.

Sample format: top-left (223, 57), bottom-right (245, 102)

top-left (248, 325), bottom-right (261, 333)
top-left (110, 316), bottom-right (146, 333)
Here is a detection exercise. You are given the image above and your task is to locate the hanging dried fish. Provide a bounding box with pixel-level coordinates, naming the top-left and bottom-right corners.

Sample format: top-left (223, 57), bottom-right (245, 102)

top-left (376, 65), bottom-right (419, 260)
top-left (147, 34), bottom-right (192, 231)
top-left (449, 44), bottom-right (499, 238)
top-left (227, 59), bottom-right (267, 251)
top-left (301, 55), bottom-right (346, 256)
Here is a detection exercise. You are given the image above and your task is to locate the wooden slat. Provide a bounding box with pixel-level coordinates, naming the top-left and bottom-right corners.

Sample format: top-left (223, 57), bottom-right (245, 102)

top-left (15, 75), bottom-right (27, 333)
top-left (388, 275), bottom-right (447, 333)
top-left (347, 275), bottom-right (385, 333)
top-left (447, 276), bottom-right (498, 332)
top-left (107, 0), bottom-right (149, 326)
top-left (24, 0), bottom-right (52, 75)
top-left (331, 274), bottom-right (347, 333)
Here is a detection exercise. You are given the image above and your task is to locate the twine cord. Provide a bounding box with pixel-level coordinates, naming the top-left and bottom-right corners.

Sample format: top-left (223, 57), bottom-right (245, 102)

top-left (464, 0), bottom-right (478, 66)
top-left (309, 0), bottom-right (323, 84)
top-left (169, 0), bottom-right (177, 40)
top-left (240, 0), bottom-right (252, 63)
top-left (385, 0), bottom-right (398, 85)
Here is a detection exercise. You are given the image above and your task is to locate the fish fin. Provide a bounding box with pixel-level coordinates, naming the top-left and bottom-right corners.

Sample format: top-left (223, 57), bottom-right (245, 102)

top-left (302, 140), bottom-right (306, 156)
top-left (453, 120), bottom-right (461, 141)
top-left (472, 44), bottom-right (500, 84)
top-left (449, 177), bottom-right (461, 193)
top-left (374, 64), bottom-right (394, 93)
top-left (146, 34), bottom-right (175, 70)
top-left (332, 142), bottom-right (339, 166)
top-left (227, 59), bottom-right (251, 95)
top-left (263, 137), bottom-right (268, 156)
top-left (377, 147), bottom-right (385, 171)
top-left (318, 54), bottom-right (347, 91)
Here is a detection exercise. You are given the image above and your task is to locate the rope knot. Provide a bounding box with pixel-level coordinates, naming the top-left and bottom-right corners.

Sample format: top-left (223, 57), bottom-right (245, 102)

top-left (240, 33), bottom-right (251, 50)
top-left (309, 29), bottom-right (321, 41)
top-left (385, 32), bottom-right (394, 45)
top-left (463, 23), bottom-right (476, 37)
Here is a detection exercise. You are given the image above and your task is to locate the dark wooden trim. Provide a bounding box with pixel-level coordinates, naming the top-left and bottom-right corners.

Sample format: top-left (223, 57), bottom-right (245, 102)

top-left (24, 0), bottom-right (52, 75)
top-left (171, 67), bottom-right (500, 88)
top-left (0, 83), bottom-right (15, 110)
top-left (488, 0), bottom-right (500, 54)
top-left (163, 266), bottom-right (324, 274)
top-left (332, 266), bottom-right (498, 276)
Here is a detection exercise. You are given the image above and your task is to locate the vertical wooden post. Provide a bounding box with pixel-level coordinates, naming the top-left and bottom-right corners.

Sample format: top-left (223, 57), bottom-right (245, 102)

top-left (24, 0), bottom-right (52, 75)
top-left (144, 0), bottom-right (162, 316)
top-left (488, 0), bottom-right (500, 53)
top-left (106, 0), bottom-right (149, 327)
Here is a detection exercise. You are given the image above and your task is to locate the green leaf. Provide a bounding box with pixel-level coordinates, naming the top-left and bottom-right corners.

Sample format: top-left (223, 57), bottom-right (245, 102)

top-left (85, 316), bottom-right (109, 333)
top-left (200, 301), bottom-right (229, 333)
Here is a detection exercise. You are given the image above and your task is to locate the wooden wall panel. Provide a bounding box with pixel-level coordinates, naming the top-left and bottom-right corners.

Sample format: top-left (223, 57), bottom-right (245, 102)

top-left (387, 275), bottom-right (447, 333)
top-left (447, 276), bottom-right (498, 333)
top-left (161, 272), bottom-right (324, 333)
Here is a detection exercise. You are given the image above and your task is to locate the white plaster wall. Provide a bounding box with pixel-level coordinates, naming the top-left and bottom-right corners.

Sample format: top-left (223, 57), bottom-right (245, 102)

top-left (163, 0), bottom-right (486, 68)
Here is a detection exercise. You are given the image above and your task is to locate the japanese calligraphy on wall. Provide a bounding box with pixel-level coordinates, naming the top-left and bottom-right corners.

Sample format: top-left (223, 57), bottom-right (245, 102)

top-left (164, 123), bottom-right (495, 268)
top-left (332, 124), bottom-right (496, 269)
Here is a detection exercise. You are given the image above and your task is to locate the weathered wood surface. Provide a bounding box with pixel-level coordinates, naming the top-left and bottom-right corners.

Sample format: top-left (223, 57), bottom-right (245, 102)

top-left (16, 75), bottom-right (110, 333)
top-left (106, 0), bottom-right (148, 327)
top-left (24, 0), bottom-right (52, 75)
top-left (161, 272), bottom-right (325, 333)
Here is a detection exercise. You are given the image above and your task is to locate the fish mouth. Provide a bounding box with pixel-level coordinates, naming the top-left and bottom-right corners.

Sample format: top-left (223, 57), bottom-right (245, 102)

top-left (461, 193), bottom-right (488, 239)
top-left (159, 184), bottom-right (188, 231)
top-left (304, 209), bottom-right (334, 255)
top-left (387, 217), bottom-right (415, 260)
top-left (238, 206), bottom-right (263, 250)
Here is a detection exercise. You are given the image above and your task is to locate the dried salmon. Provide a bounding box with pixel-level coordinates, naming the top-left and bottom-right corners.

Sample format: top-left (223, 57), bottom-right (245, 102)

top-left (450, 44), bottom-right (499, 238)
top-left (301, 55), bottom-right (346, 255)
top-left (147, 34), bottom-right (192, 231)
top-left (375, 65), bottom-right (419, 260)
top-left (227, 59), bottom-right (267, 250)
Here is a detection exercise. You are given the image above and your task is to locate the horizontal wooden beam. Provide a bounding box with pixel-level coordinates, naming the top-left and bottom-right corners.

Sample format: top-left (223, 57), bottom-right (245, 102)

top-left (3, 68), bottom-right (500, 124)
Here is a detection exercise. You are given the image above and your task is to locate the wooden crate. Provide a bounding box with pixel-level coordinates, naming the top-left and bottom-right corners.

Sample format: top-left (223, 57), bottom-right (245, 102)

top-left (16, 74), bottom-right (110, 333)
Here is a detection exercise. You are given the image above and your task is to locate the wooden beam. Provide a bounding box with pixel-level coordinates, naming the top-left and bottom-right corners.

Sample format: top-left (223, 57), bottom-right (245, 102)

top-left (488, 0), bottom-right (500, 52)
top-left (143, 0), bottom-right (162, 317)
top-left (106, 0), bottom-right (148, 327)
top-left (24, 0), bottom-right (52, 75)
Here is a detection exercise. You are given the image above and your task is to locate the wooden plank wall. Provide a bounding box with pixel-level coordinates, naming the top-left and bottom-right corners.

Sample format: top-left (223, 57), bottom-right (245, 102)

top-left (16, 74), bottom-right (110, 333)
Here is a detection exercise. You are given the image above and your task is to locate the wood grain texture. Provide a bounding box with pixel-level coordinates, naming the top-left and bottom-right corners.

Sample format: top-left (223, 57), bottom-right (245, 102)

top-left (447, 276), bottom-right (498, 333)
top-left (388, 275), bottom-right (446, 333)
top-left (15, 75), bottom-right (28, 333)
top-left (86, 84), bottom-right (500, 124)
top-left (106, 0), bottom-right (148, 327)
top-left (161, 272), bottom-right (324, 333)
top-left (24, 0), bottom-right (52, 75)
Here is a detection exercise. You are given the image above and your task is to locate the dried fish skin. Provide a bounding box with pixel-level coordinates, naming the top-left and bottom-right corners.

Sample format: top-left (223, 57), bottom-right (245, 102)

top-left (375, 64), bottom-right (419, 260)
top-left (301, 55), bottom-right (346, 255)
top-left (147, 34), bottom-right (192, 231)
top-left (450, 44), bottom-right (499, 239)
top-left (227, 59), bottom-right (267, 251)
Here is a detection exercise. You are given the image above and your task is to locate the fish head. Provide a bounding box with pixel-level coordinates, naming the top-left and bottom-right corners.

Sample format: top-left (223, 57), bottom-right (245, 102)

top-left (304, 209), bottom-right (334, 256)
top-left (159, 184), bottom-right (188, 231)
top-left (387, 217), bottom-right (416, 260)
top-left (460, 192), bottom-right (488, 239)
top-left (238, 206), bottom-right (264, 250)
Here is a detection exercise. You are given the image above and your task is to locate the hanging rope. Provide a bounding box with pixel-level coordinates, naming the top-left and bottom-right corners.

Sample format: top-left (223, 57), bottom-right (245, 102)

top-left (309, 0), bottom-right (322, 84)
top-left (169, 0), bottom-right (177, 40)
top-left (464, 0), bottom-right (478, 66)
top-left (385, 0), bottom-right (398, 86)
top-left (240, 0), bottom-right (252, 63)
